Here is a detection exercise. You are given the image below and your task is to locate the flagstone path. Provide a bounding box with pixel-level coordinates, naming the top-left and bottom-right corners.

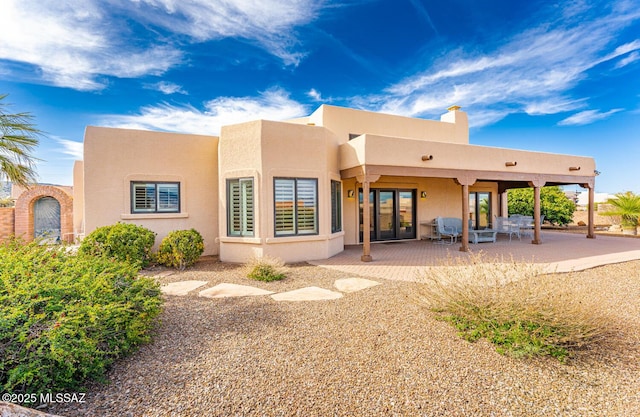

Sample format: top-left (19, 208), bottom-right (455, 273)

top-left (160, 277), bottom-right (381, 301)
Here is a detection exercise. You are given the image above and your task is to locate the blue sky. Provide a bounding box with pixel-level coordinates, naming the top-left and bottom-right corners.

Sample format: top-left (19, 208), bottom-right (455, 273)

top-left (0, 0), bottom-right (639, 193)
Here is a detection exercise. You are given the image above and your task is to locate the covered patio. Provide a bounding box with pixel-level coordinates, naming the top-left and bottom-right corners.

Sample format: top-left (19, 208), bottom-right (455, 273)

top-left (310, 231), bottom-right (640, 281)
top-left (340, 130), bottom-right (597, 262)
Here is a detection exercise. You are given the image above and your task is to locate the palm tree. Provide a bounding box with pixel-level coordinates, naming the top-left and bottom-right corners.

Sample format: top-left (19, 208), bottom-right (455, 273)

top-left (0, 94), bottom-right (40, 188)
top-left (602, 191), bottom-right (640, 234)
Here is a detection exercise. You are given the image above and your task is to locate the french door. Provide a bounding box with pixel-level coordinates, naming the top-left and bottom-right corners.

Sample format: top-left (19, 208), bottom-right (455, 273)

top-left (469, 192), bottom-right (492, 229)
top-left (359, 189), bottom-right (416, 242)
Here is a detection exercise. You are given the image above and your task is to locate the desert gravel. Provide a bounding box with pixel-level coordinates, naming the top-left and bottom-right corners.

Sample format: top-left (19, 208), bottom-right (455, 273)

top-left (48, 258), bottom-right (640, 417)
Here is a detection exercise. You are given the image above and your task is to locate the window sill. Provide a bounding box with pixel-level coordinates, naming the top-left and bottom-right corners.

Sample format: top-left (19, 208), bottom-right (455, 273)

top-left (265, 234), bottom-right (329, 244)
top-left (218, 237), bottom-right (263, 244)
top-left (121, 212), bottom-right (189, 220)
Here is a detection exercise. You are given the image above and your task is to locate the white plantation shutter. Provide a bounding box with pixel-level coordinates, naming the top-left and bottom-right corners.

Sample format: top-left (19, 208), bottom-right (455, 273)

top-left (241, 179), bottom-right (254, 235)
top-left (133, 183), bottom-right (156, 212)
top-left (228, 180), bottom-right (242, 235)
top-left (228, 178), bottom-right (254, 236)
top-left (275, 179), bottom-right (295, 235)
top-left (157, 183), bottom-right (179, 212)
top-left (296, 179), bottom-right (317, 234)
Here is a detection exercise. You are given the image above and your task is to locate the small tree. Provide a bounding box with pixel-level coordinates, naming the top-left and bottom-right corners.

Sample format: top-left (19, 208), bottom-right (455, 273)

top-left (0, 94), bottom-right (41, 187)
top-left (508, 186), bottom-right (576, 226)
top-left (601, 192), bottom-right (640, 234)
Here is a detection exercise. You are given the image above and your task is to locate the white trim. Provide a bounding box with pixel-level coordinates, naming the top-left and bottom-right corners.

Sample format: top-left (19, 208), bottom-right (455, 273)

top-left (120, 212), bottom-right (188, 220)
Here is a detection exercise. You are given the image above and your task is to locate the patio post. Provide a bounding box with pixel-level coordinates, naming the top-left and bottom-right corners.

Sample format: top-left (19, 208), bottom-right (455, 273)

top-left (456, 176), bottom-right (476, 252)
top-left (361, 180), bottom-right (372, 262)
top-left (586, 182), bottom-right (596, 239)
top-left (528, 179), bottom-right (545, 244)
top-left (356, 172), bottom-right (380, 262)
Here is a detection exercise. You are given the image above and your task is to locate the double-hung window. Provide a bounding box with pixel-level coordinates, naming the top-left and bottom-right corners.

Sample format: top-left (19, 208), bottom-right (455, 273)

top-left (331, 180), bottom-right (342, 233)
top-left (131, 182), bottom-right (180, 213)
top-left (227, 178), bottom-right (254, 237)
top-left (274, 178), bottom-right (318, 236)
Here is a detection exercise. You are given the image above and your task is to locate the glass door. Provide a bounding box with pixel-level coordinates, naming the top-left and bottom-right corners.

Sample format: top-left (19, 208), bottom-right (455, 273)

top-left (378, 191), bottom-right (396, 240)
top-left (469, 192), bottom-right (492, 229)
top-left (359, 191), bottom-right (375, 242)
top-left (359, 189), bottom-right (416, 241)
top-left (398, 190), bottom-right (415, 239)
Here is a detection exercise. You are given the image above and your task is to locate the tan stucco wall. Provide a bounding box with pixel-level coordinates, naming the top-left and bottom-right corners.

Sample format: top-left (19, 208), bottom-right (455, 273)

top-left (73, 160), bottom-right (84, 237)
top-left (295, 105), bottom-right (469, 145)
top-left (218, 119), bottom-right (344, 263)
top-left (83, 126), bottom-right (219, 255)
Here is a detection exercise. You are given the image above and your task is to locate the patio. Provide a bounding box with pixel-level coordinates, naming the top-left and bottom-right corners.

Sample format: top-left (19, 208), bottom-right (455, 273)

top-left (310, 231), bottom-right (640, 281)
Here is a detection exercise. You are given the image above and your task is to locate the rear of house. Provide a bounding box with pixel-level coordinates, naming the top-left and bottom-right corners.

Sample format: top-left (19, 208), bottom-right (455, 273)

top-left (69, 104), bottom-right (597, 263)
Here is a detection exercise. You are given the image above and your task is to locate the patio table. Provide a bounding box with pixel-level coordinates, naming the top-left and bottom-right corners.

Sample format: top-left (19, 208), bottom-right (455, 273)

top-left (469, 229), bottom-right (497, 244)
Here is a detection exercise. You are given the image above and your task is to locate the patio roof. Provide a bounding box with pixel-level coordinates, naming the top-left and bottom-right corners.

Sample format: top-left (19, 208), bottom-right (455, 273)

top-left (339, 134), bottom-right (598, 259)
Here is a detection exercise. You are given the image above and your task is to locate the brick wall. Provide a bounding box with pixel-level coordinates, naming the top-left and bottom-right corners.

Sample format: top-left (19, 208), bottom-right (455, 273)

top-left (0, 207), bottom-right (15, 240)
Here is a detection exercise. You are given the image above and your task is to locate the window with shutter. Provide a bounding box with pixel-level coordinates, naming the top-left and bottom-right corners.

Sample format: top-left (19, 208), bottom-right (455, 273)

top-left (131, 182), bottom-right (179, 213)
top-left (227, 178), bottom-right (254, 236)
top-left (274, 178), bottom-right (318, 236)
top-left (331, 180), bottom-right (342, 233)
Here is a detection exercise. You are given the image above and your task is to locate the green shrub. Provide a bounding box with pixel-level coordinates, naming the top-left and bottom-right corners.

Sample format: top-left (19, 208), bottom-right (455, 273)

top-left (416, 253), bottom-right (608, 362)
top-left (0, 239), bottom-right (162, 400)
top-left (78, 223), bottom-right (156, 269)
top-left (245, 256), bottom-right (286, 282)
top-left (156, 229), bottom-right (204, 270)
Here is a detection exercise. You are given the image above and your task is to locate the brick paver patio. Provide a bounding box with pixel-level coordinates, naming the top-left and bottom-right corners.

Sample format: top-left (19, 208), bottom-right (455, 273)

top-left (310, 231), bottom-right (640, 281)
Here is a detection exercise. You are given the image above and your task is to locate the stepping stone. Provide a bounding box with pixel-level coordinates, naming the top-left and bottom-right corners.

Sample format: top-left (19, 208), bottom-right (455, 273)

top-left (271, 286), bottom-right (343, 301)
top-left (199, 283), bottom-right (274, 298)
top-left (334, 278), bottom-right (381, 293)
top-left (161, 280), bottom-right (207, 296)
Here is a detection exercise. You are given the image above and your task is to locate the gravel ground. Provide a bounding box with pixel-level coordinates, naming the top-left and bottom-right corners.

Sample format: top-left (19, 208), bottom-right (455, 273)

top-left (48, 258), bottom-right (640, 417)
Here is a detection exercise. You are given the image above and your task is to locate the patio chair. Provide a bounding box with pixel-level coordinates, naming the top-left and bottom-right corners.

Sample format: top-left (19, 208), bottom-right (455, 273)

top-left (435, 216), bottom-right (463, 244)
top-left (494, 216), bottom-right (520, 241)
top-left (518, 216), bottom-right (534, 238)
top-left (518, 215), bottom-right (545, 238)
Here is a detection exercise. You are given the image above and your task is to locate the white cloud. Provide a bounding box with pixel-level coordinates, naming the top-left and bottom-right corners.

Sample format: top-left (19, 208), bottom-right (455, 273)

top-left (123, 0), bottom-right (323, 65)
top-left (0, 0), bottom-right (323, 90)
top-left (615, 50), bottom-right (640, 68)
top-left (103, 88), bottom-right (308, 135)
top-left (0, 0), bottom-right (182, 90)
top-left (55, 138), bottom-right (84, 159)
top-left (360, 1), bottom-right (640, 127)
top-left (307, 88), bottom-right (323, 101)
top-left (524, 98), bottom-right (587, 116)
top-left (147, 81), bottom-right (188, 95)
top-left (558, 108), bottom-right (623, 126)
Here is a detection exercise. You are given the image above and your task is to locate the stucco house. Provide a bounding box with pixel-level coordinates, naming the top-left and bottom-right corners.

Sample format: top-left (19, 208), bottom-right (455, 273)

top-left (68, 104), bottom-right (597, 263)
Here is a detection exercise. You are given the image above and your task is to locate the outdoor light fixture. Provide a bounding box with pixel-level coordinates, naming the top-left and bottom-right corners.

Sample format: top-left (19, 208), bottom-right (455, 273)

top-left (347, 190), bottom-right (355, 198)
top-left (421, 191), bottom-right (427, 198)
top-left (569, 166), bottom-right (581, 171)
top-left (594, 170), bottom-right (601, 176)
top-left (421, 154), bottom-right (433, 161)
top-left (505, 161), bottom-right (517, 167)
